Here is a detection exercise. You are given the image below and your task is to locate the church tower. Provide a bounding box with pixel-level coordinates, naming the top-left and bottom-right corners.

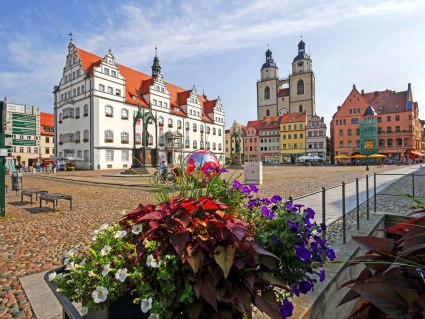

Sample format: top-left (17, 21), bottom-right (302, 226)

top-left (256, 47), bottom-right (280, 119)
top-left (151, 47), bottom-right (161, 77)
top-left (289, 39), bottom-right (315, 121)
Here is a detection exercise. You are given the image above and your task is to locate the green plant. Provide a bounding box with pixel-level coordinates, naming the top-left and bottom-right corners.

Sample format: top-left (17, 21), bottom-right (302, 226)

top-left (338, 214), bottom-right (425, 318)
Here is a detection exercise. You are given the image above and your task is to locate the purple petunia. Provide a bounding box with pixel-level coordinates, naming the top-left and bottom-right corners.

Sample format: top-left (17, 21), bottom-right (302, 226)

top-left (296, 246), bottom-right (312, 262)
top-left (305, 207), bottom-right (315, 219)
top-left (288, 221), bottom-right (298, 232)
top-left (310, 242), bottom-right (319, 254)
top-left (319, 269), bottom-right (326, 282)
top-left (279, 299), bottom-right (294, 319)
top-left (298, 280), bottom-right (312, 294)
top-left (220, 167), bottom-right (229, 173)
top-left (242, 186), bottom-right (251, 194)
top-left (320, 222), bottom-right (327, 231)
top-left (286, 202), bottom-right (298, 213)
top-left (303, 217), bottom-right (314, 229)
top-left (314, 235), bottom-right (326, 248)
top-left (291, 283), bottom-right (300, 297)
top-left (325, 248), bottom-right (336, 261)
top-left (233, 180), bottom-right (243, 189)
top-left (261, 205), bottom-right (276, 219)
top-left (249, 184), bottom-right (259, 193)
top-left (271, 195), bottom-right (283, 203)
top-left (262, 198), bottom-right (272, 205)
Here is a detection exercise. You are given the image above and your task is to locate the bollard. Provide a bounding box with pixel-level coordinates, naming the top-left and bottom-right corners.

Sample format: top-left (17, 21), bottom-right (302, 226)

top-left (374, 173), bottom-right (377, 212)
top-left (366, 175), bottom-right (370, 220)
top-left (356, 178), bottom-right (359, 230)
top-left (342, 182), bottom-right (346, 244)
top-left (322, 187), bottom-right (326, 242)
top-left (412, 173), bottom-right (415, 198)
top-left (288, 196), bottom-right (293, 204)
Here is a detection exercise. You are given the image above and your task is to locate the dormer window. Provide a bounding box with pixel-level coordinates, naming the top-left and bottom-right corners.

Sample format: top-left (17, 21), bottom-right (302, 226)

top-left (104, 68), bottom-right (110, 75)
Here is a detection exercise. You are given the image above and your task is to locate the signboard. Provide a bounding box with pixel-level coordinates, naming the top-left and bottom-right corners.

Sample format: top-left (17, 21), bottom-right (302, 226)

top-left (12, 139), bottom-right (37, 146)
top-left (25, 106), bottom-right (33, 114)
top-left (7, 104), bottom-right (25, 114)
top-left (12, 113), bottom-right (36, 122)
top-left (364, 141), bottom-right (374, 149)
top-left (12, 128), bottom-right (37, 135)
top-left (12, 121), bottom-right (37, 128)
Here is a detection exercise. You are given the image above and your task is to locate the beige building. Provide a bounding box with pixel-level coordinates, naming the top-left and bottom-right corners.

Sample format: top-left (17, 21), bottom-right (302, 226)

top-left (257, 40), bottom-right (316, 122)
top-left (225, 121), bottom-right (245, 164)
top-left (40, 112), bottom-right (54, 160)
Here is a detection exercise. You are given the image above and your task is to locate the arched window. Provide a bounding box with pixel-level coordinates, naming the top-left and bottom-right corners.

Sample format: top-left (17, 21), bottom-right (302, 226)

top-left (294, 143), bottom-right (298, 149)
top-left (158, 116), bottom-right (164, 126)
top-left (213, 128), bottom-right (216, 135)
top-left (212, 142), bottom-right (216, 150)
top-left (177, 120), bottom-right (182, 129)
top-left (193, 123), bottom-right (197, 131)
top-left (83, 129), bottom-right (89, 142)
top-left (105, 105), bottom-right (113, 117)
top-left (193, 140), bottom-right (197, 149)
top-left (59, 113), bottom-right (63, 122)
top-left (75, 131), bottom-right (80, 142)
top-left (266, 109), bottom-right (270, 117)
top-left (379, 139), bottom-right (385, 147)
top-left (218, 129), bottom-right (222, 136)
top-left (387, 139), bottom-right (393, 147)
top-left (121, 131), bottom-right (129, 143)
top-left (75, 107), bottom-right (80, 118)
top-left (206, 127), bottom-right (210, 134)
top-left (200, 125), bottom-right (204, 133)
top-left (218, 143), bottom-right (222, 150)
top-left (297, 79), bottom-right (304, 95)
top-left (299, 105), bottom-right (303, 112)
top-left (105, 130), bottom-right (113, 142)
top-left (168, 118), bottom-right (173, 127)
top-left (264, 86), bottom-right (270, 100)
top-left (185, 122), bottom-right (189, 130)
top-left (84, 104), bottom-right (88, 116)
top-left (121, 109), bottom-right (129, 119)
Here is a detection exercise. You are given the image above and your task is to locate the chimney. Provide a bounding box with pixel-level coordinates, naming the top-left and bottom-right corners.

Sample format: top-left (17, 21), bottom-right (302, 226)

top-left (374, 91), bottom-right (379, 97)
top-left (321, 117), bottom-right (324, 122)
top-left (337, 106), bottom-right (341, 110)
top-left (353, 84), bottom-right (356, 89)
top-left (361, 90), bottom-right (364, 96)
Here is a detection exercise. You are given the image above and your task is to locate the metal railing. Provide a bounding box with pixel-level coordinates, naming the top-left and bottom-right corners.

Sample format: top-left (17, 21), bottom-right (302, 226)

top-left (287, 168), bottom-right (425, 244)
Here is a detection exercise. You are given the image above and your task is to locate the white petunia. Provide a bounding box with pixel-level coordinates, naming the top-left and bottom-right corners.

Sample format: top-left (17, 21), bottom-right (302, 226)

top-left (101, 264), bottom-right (111, 277)
top-left (148, 314), bottom-right (160, 319)
top-left (132, 224), bottom-right (143, 235)
top-left (66, 261), bottom-right (75, 271)
top-left (88, 270), bottom-right (95, 277)
top-left (100, 245), bottom-right (112, 256)
top-left (92, 286), bottom-right (109, 303)
top-left (99, 223), bottom-right (109, 230)
top-left (143, 239), bottom-right (150, 248)
top-left (92, 235), bottom-right (97, 241)
top-left (64, 249), bottom-right (76, 259)
top-left (63, 258), bottom-right (70, 265)
top-left (81, 307), bottom-right (88, 316)
top-left (146, 254), bottom-right (160, 268)
top-left (115, 268), bottom-right (128, 282)
top-left (79, 259), bottom-right (86, 266)
top-left (48, 272), bottom-right (57, 281)
top-left (140, 297), bottom-right (153, 313)
top-left (114, 230), bottom-right (127, 239)
top-left (56, 273), bottom-right (63, 279)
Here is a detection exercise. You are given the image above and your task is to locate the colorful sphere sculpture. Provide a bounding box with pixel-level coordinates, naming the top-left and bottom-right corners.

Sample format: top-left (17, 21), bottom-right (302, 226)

top-left (183, 150), bottom-right (220, 180)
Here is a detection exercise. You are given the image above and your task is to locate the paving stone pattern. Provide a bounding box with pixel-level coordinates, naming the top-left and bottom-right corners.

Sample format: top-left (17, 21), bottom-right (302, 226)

top-left (326, 169), bottom-right (425, 246)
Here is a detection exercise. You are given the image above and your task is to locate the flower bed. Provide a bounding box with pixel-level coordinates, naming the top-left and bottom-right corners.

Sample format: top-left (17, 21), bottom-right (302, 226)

top-left (52, 157), bottom-right (335, 319)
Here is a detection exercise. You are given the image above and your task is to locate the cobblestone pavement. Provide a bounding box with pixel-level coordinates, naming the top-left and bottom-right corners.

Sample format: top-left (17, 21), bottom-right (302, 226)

top-left (325, 167), bottom-right (425, 246)
top-left (0, 164), bottom-right (411, 318)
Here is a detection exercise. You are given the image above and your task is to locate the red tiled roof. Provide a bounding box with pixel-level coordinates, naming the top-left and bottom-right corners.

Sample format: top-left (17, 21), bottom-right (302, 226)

top-left (277, 88), bottom-right (290, 97)
top-left (40, 112), bottom-right (54, 136)
top-left (246, 116), bottom-right (283, 131)
top-left (363, 90), bottom-right (407, 114)
top-left (75, 47), bottom-right (218, 122)
top-left (280, 112), bottom-right (306, 123)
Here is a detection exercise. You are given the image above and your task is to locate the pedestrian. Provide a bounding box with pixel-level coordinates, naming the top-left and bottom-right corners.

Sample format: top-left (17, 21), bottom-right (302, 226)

top-left (56, 161), bottom-right (61, 172)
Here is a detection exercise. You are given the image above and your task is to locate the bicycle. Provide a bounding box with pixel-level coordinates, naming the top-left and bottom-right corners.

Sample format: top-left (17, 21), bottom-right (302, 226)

top-left (149, 168), bottom-right (177, 185)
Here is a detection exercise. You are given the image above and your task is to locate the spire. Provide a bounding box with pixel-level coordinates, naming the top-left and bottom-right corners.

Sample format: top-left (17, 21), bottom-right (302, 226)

top-left (151, 47), bottom-right (161, 77)
top-left (298, 35), bottom-right (305, 54)
top-left (262, 44), bottom-right (277, 70)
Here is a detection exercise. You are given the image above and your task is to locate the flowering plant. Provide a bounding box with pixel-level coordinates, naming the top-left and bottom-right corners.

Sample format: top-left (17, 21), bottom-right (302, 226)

top-left (53, 165), bottom-right (334, 319)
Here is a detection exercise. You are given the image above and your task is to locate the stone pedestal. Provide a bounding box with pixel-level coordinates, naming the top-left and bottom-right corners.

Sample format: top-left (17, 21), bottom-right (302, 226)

top-left (244, 162), bottom-right (262, 185)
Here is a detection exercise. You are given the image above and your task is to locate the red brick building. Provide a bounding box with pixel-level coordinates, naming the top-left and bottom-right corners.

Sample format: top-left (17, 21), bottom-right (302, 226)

top-left (331, 84), bottom-right (423, 161)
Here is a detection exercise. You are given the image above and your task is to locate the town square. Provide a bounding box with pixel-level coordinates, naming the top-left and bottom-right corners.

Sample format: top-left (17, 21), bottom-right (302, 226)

top-left (1, 1), bottom-right (425, 319)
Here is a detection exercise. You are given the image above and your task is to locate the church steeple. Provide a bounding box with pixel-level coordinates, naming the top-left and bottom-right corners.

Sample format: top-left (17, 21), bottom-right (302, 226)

top-left (298, 38), bottom-right (305, 54)
top-left (261, 45), bottom-right (277, 70)
top-left (151, 47), bottom-right (161, 77)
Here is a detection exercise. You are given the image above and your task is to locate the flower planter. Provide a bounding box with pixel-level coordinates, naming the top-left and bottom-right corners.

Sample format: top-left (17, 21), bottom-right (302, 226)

top-left (45, 267), bottom-right (149, 319)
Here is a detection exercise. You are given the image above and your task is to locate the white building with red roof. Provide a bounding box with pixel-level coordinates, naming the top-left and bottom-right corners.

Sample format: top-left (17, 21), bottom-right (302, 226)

top-left (53, 40), bottom-right (225, 170)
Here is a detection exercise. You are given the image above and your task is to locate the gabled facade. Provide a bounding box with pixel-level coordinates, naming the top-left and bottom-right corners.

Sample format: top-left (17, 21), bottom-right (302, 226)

top-left (40, 112), bottom-right (54, 160)
top-left (306, 115), bottom-right (327, 160)
top-left (331, 84), bottom-right (423, 161)
top-left (54, 40), bottom-right (225, 169)
top-left (280, 112), bottom-right (307, 163)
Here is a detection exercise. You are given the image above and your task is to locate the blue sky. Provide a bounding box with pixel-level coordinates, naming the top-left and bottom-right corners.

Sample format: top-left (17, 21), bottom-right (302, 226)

top-left (1, 0), bottom-right (425, 129)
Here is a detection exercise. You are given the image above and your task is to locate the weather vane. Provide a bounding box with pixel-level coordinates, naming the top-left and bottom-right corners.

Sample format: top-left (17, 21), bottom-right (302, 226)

top-left (69, 32), bottom-right (73, 42)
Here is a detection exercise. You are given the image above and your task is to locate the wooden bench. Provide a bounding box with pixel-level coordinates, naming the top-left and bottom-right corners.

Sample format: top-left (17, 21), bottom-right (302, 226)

top-left (21, 189), bottom-right (48, 205)
top-left (39, 193), bottom-right (72, 213)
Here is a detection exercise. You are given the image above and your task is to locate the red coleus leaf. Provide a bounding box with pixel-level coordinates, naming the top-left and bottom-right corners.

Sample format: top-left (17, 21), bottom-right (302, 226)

top-left (138, 210), bottom-right (165, 221)
top-left (352, 236), bottom-right (394, 254)
top-left (170, 231), bottom-right (190, 258)
top-left (173, 213), bottom-right (191, 228)
top-left (383, 216), bottom-right (425, 236)
top-left (198, 197), bottom-right (228, 211)
top-left (181, 198), bottom-right (198, 213)
top-left (250, 242), bottom-right (279, 260)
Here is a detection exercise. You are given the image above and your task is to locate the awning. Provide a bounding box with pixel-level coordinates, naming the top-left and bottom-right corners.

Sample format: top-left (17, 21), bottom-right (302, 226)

top-left (410, 151), bottom-right (424, 157)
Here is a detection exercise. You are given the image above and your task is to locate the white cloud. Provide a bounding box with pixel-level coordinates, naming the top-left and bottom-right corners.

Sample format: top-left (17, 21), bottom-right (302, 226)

top-left (1, 0), bottom-right (425, 109)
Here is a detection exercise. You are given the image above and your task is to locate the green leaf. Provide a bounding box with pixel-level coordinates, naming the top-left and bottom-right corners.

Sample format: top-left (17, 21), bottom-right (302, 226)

top-left (261, 273), bottom-right (290, 290)
top-left (214, 245), bottom-right (236, 279)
